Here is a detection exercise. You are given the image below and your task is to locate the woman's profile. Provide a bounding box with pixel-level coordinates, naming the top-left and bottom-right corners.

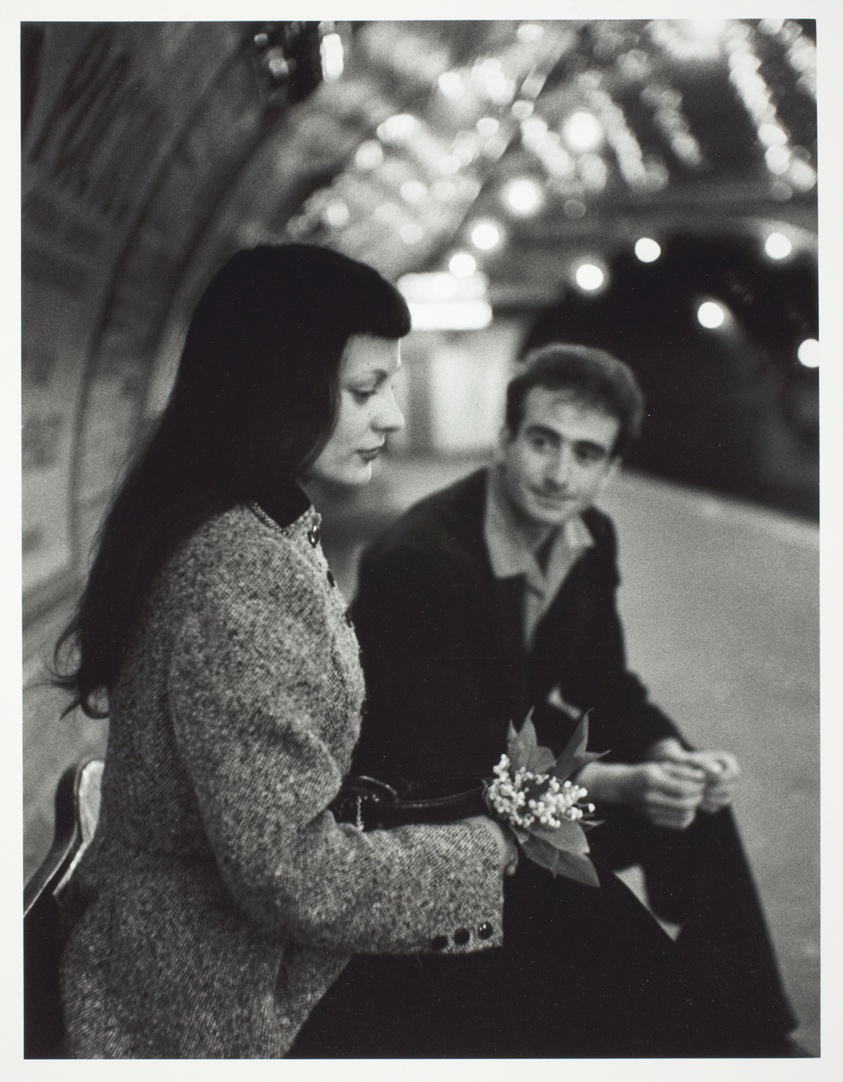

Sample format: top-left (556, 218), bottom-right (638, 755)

top-left (54, 244), bottom-right (515, 1058)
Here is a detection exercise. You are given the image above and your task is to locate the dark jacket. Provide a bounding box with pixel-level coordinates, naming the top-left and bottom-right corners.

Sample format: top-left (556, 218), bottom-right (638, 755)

top-left (342, 468), bottom-right (796, 1055)
top-left (352, 467), bottom-right (681, 788)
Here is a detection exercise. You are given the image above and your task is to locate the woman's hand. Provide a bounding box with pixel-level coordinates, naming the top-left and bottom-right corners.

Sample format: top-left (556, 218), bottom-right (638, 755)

top-left (474, 817), bottom-right (519, 875)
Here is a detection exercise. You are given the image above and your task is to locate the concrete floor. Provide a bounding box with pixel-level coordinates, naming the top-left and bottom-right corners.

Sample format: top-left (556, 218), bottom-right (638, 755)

top-left (23, 455), bottom-right (820, 1056)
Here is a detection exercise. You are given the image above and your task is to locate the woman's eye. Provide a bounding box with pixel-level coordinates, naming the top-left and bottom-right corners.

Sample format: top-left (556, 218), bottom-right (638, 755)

top-left (351, 388), bottom-right (377, 402)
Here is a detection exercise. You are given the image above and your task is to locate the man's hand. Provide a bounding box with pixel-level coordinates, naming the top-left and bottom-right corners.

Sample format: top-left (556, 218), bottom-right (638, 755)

top-left (647, 739), bottom-right (741, 815)
top-left (576, 758), bottom-right (706, 830)
top-left (618, 760), bottom-right (707, 829)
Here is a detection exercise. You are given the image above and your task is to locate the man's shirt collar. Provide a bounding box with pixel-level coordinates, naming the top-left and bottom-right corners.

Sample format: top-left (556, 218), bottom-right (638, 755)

top-left (484, 465), bottom-right (594, 648)
top-left (484, 465), bottom-right (593, 581)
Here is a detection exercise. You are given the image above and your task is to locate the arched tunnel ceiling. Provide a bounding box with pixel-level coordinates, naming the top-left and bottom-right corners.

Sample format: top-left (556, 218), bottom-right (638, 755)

top-left (248, 18), bottom-right (818, 294)
top-left (21, 18), bottom-right (818, 612)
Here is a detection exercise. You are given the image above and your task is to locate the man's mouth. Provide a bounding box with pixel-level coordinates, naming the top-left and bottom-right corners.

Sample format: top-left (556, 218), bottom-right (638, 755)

top-left (531, 488), bottom-right (571, 504)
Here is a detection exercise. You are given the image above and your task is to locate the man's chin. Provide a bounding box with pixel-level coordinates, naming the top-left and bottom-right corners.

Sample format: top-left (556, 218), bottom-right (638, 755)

top-left (528, 497), bottom-right (578, 525)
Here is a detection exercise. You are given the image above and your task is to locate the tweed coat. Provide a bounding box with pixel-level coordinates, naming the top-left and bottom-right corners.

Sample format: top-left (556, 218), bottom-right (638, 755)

top-left (59, 501), bottom-right (504, 1059)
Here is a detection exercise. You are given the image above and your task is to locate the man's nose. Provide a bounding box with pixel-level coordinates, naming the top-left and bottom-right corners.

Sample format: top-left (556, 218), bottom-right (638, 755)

top-left (545, 446), bottom-right (574, 487)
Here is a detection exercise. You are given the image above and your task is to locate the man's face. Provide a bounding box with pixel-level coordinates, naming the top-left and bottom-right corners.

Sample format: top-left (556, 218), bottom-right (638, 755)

top-left (500, 387), bottom-right (621, 529)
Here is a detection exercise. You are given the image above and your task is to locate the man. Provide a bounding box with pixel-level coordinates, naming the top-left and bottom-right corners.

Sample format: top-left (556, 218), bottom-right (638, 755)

top-left (351, 343), bottom-right (796, 1054)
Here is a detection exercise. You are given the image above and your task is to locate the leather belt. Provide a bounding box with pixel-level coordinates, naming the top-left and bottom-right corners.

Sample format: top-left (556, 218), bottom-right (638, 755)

top-left (330, 775), bottom-right (487, 831)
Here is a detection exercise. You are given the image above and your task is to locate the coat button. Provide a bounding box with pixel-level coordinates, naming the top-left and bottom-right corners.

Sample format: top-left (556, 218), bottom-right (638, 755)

top-left (453, 928), bottom-right (470, 946)
top-left (327, 569), bottom-right (335, 587)
top-left (477, 922), bottom-right (494, 940)
top-left (430, 935), bottom-right (449, 951)
top-left (307, 524), bottom-right (320, 546)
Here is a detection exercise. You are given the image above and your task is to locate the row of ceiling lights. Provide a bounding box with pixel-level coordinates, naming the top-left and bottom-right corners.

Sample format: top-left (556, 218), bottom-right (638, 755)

top-left (299, 17), bottom-right (813, 255)
top-left (695, 300), bottom-right (817, 368)
top-left (430, 225), bottom-right (817, 368)
top-left (447, 217), bottom-right (800, 272)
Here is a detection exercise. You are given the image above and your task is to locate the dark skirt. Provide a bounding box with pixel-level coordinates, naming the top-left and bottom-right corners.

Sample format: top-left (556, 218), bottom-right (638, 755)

top-left (287, 855), bottom-right (769, 1058)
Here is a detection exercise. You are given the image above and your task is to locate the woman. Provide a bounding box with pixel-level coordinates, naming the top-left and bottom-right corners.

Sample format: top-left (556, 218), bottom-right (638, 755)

top-left (55, 244), bottom-right (514, 1058)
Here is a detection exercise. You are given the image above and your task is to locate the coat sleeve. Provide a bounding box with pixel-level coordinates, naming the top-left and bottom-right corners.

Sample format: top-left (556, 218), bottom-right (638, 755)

top-left (165, 540), bottom-right (504, 957)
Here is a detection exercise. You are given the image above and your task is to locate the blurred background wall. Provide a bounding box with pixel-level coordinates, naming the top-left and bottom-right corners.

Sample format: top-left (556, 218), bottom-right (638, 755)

top-left (21, 19), bottom-right (819, 1052)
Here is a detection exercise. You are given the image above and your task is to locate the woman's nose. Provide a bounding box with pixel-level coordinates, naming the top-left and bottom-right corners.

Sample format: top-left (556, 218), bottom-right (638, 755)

top-left (375, 387), bottom-right (405, 433)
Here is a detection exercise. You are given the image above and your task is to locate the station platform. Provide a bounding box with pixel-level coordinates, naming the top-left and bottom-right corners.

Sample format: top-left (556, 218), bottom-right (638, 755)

top-left (23, 454), bottom-right (820, 1054)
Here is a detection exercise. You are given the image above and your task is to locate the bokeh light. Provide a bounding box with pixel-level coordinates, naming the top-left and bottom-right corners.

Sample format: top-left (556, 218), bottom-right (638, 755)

top-left (764, 231), bottom-right (793, 260)
top-left (470, 220), bottom-right (504, 251)
top-left (798, 338), bottom-right (819, 368)
top-left (697, 300), bottom-right (726, 328)
top-left (575, 263), bottom-right (605, 291)
top-left (635, 237), bottom-right (662, 263)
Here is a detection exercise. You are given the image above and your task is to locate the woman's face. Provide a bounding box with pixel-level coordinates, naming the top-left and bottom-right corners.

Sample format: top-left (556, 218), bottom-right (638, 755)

top-left (303, 334), bottom-right (405, 486)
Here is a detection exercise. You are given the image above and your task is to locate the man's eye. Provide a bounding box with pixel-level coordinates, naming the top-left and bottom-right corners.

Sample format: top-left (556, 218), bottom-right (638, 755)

top-left (576, 448), bottom-right (605, 464)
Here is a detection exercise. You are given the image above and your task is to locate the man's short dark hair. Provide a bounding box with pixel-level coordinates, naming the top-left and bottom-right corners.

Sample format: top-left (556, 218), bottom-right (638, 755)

top-left (505, 343), bottom-right (645, 458)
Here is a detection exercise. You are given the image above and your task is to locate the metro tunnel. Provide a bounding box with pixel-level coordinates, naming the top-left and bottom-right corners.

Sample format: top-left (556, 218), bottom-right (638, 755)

top-left (22, 20), bottom-right (819, 1058)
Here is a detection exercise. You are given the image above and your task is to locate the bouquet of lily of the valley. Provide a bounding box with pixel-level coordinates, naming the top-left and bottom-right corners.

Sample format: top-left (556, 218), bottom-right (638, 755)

top-left (483, 711), bottom-right (603, 887)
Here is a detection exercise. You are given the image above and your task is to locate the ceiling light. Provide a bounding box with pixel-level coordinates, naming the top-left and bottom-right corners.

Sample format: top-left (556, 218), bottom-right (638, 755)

top-left (563, 111), bottom-right (604, 152)
top-left (765, 145), bottom-right (792, 175)
top-left (407, 300), bottom-right (493, 331)
top-left (377, 114), bottom-right (419, 143)
top-left (449, 252), bottom-right (477, 278)
top-left (574, 263), bottom-right (605, 292)
top-left (476, 117), bottom-right (501, 138)
top-left (697, 301), bottom-right (726, 328)
top-left (521, 116), bottom-right (548, 142)
top-left (438, 71), bottom-right (465, 100)
top-left (517, 23), bottom-right (544, 43)
top-left (323, 200), bottom-right (349, 228)
top-left (432, 274), bottom-right (458, 300)
top-left (634, 238), bottom-right (661, 263)
top-left (502, 177), bottom-right (544, 216)
top-left (758, 122), bottom-right (788, 147)
top-left (764, 231), bottom-right (792, 260)
top-left (470, 220), bottom-right (504, 251)
top-left (511, 100), bottom-right (534, 121)
top-left (354, 141), bottom-right (383, 170)
top-left (320, 32), bottom-right (344, 81)
top-left (789, 160), bottom-right (817, 191)
top-left (797, 338), bottom-right (818, 368)
top-left (400, 180), bottom-right (427, 204)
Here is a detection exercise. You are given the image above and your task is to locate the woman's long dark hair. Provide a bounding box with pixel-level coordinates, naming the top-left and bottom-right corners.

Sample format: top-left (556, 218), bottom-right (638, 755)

top-left (55, 244), bottom-right (411, 717)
